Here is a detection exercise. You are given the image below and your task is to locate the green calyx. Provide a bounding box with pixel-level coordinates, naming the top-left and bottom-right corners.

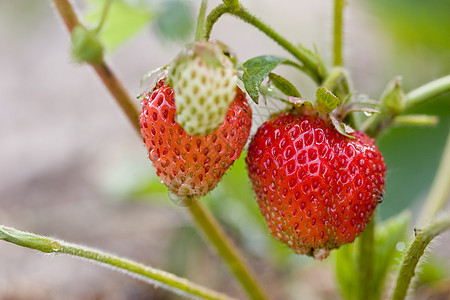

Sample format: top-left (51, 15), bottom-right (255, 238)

top-left (71, 25), bottom-right (104, 64)
top-left (380, 76), bottom-right (405, 116)
top-left (288, 87), bottom-right (355, 138)
top-left (316, 86), bottom-right (341, 114)
top-left (168, 40), bottom-right (237, 88)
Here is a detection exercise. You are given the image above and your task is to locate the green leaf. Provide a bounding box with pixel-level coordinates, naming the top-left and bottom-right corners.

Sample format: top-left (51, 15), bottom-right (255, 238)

top-left (242, 55), bottom-right (287, 103)
top-left (372, 212), bottom-right (410, 300)
top-left (84, 0), bottom-right (153, 52)
top-left (316, 87), bottom-right (340, 113)
top-left (154, 0), bottom-right (194, 42)
top-left (268, 73), bottom-right (301, 97)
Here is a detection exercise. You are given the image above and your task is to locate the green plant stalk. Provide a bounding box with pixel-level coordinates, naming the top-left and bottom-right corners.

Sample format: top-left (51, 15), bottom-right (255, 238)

top-left (418, 131), bottom-right (450, 225)
top-left (406, 75), bottom-right (450, 109)
top-left (391, 211), bottom-right (450, 300)
top-left (357, 218), bottom-right (375, 300)
top-left (94, 0), bottom-right (112, 33)
top-left (52, 1), bottom-right (268, 298)
top-left (195, 0), bottom-right (208, 41)
top-left (333, 0), bottom-right (345, 66)
top-left (187, 201), bottom-right (269, 300)
top-left (204, 4), bottom-right (323, 84)
top-left (362, 74), bottom-right (450, 137)
top-left (0, 225), bottom-right (235, 300)
top-left (52, 0), bottom-right (140, 134)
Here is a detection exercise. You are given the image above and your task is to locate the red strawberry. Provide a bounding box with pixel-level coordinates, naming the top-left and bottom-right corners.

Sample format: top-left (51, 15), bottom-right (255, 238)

top-left (140, 79), bottom-right (252, 203)
top-left (246, 112), bottom-right (385, 259)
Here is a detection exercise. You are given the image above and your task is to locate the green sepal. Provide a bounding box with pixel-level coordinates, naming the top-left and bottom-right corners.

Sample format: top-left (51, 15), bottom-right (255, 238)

top-left (316, 87), bottom-right (341, 114)
top-left (71, 25), bottom-right (104, 64)
top-left (380, 76), bottom-right (406, 115)
top-left (268, 73), bottom-right (301, 98)
top-left (242, 55), bottom-right (287, 103)
top-left (330, 115), bottom-right (355, 139)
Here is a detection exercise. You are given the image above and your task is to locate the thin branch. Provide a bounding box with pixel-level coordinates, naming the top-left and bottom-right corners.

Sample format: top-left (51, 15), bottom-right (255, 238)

top-left (94, 0), bottom-right (112, 33)
top-left (357, 219), bottom-right (375, 300)
top-left (333, 0), bottom-right (345, 66)
top-left (406, 75), bottom-right (450, 109)
top-left (52, 0), bottom-right (141, 133)
top-left (195, 0), bottom-right (208, 41)
top-left (418, 131), bottom-right (450, 224)
top-left (361, 74), bottom-right (450, 137)
top-left (51, 1), bottom-right (268, 299)
top-left (205, 4), bottom-right (324, 84)
top-left (0, 225), bottom-right (235, 300)
top-left (187, 201), bottom-right (269, 300)
top-left (391, 211), bottom-right (450, 300)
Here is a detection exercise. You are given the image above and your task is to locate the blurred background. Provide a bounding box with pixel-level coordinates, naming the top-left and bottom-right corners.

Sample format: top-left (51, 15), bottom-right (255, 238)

top-left (0, 0), bottom-right (449, 299)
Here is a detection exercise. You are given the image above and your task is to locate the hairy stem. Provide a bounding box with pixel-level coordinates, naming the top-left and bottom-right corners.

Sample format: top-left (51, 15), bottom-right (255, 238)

top-left (418, 132), bottom-right (450, 224)
top-left (362, 74), bottom-right (450, 137)
top-left (0, 225), bottom-right (234, 300)
top-left (391, 211), bottom-right (450, 300)
top-left (52, 0), bottom-right (140, 133)
top-left (195, 0), bottom-right (208, 41)
top-left (52, 1), bottom-right (268, 298)
top-left (205, 4), bottom-right (324, 84)
top-left (94, 0), bottom-right (112, 33)
top-left (357, 218), bottom-right (375, 300)
top-left (91, 62), bottom-right (141, 133)
top-left (187, 201), bottom-right (269, 300)
top-left (406, 75), bottom-right (450, 109)
top-left (333, 0), bottom-right (345, 66)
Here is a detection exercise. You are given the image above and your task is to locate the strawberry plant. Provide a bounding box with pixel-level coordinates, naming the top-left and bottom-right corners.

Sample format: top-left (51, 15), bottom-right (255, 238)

top-left (1, 0), bottom-right (449, 299)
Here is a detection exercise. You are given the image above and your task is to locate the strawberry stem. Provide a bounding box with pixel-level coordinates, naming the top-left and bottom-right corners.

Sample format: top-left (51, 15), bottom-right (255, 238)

top-left (391, 132), bottom-right (450, 300)
top-left (51, 1), bottom-right (270, 299)
top-left (391, 211), bottom-right (450, 300)
top-left (357, 219), bottom-right (375, 300)
top-left (0, 225), bottom-right (235, 300)
top-left (361, 75), bottom-right (450, 137)
top-left (195, 0), bottom-right (208, 41)
top-left (405, 75), bottom-right (450, 110)
top-left (52, 0), bottom-right (141, 134)
top-left (187, 201), bottom-right (270, 300)
top-left (418, 132), bottom-right (450, 225)
top-left (94, 0), bottom-right (112, 34)
top-left (333, 0), bottom-right (346, 66)
top-left (204, 4), bottom-right (325, 84)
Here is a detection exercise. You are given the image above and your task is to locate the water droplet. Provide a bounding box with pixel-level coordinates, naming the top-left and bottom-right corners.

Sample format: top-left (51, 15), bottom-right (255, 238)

top-left (50, 241), bottom-right (61, 251)
top-left (396, 241), bottom-right (406, 252)
top-left (364, 111), bottom-right (373, 117)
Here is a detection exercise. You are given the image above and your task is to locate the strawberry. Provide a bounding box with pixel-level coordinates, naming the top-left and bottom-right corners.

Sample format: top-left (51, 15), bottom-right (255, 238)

top-left (169, 41), bottom-right (238, 136)
top-left (246, 112), bottom-right (385, 259)
top-left (140, 79), bottom-right (252, 203)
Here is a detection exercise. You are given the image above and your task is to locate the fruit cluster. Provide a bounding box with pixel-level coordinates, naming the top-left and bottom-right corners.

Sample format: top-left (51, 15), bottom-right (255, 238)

top-left (139, 41), bottom-right (386, 258)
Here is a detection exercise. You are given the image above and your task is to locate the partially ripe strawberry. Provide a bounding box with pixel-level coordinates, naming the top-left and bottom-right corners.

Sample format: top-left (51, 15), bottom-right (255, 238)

top-left (246, 113), bottom-right (385, 259)
top-left (140, 79), bottom-right (251, 202)
top-left (169, 41), bottom-right (238, 136)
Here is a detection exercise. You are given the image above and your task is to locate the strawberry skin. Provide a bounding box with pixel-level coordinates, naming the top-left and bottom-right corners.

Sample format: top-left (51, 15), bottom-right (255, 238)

top-left (140, 79), bottom-right (252, 200)
top-left (246, 113), bottom-right (386, 259)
